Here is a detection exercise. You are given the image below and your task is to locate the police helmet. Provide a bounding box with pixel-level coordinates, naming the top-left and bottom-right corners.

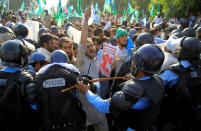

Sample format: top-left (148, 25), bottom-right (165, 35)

top-left (182, 28), bottom-right (196, 37)
top-left (153, 24), bottom-right (161, 30)
top-left (178, 37), bottom-right (201, 61)
top-left (135, 33), bottom-right (154, 48)
top-left (50, 25), bottom-right (59, 34)
top-left (0, 26), bottom-right (14, 34)
top-left (6, 22), bottom-right (15, 31)
top-left (168, 24), bottom-right (179, 33)
top-left (196, 27), bottom-right (201, 33)
top-left (159, 21), bottom-right (166, 30)
top-left (50, 50), bottom-right (69, 63)
top-left (171, 32), bottom-right (184, 39)
top-left (28, 52), bottom-right (48, 64)
top-left (39, 23), bottom-right (44, 28)
top-left (14, 23), bottom-right (29, 37)
top-left (0, 40), bottom-right (28, 66)
top-left (39, 28), bottom-right (49, 36)
top-left (131, 44), bottom-right (164, 75)
top-left (128, 29), bottom-right (137, 38)
top-left (193, 24), bottom-right (200, 30)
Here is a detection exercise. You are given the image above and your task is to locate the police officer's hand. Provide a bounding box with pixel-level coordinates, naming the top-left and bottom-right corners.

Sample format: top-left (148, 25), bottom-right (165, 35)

top-left (76, 81), bottom-right (90, 94)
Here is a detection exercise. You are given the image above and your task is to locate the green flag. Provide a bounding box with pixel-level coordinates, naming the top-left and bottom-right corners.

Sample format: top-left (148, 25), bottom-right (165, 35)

top-left (104, 0), bottom-right (112, 14)
top-left (34, 4), bottom-right (42, 16)
top-left (112, 0), bottom-right (116, 16)
top-left (128, 2), bottom-right (134, 16)
top-left (37, 0), bottom-right (40, 5)
top-left (43, 0), bottom-right (46, 5)
top-left (56, 0), bottom-right (63, 28)
top-left (123, 8), bottom-right (127, 20)
top-left (157, 4), bottom-right (160, 14)
top-left (77, 0), bottom-right (82, 16)
top-left (49, 7), bottom-right (55, 17)
top-left (134, 10), bottom-right (139, 22)
top-left (150, 0), bottom-right (155, 16)
top-left (1, 2), bottom-right (6, 15)
top-left (20, 1), bottom-right (25, 11)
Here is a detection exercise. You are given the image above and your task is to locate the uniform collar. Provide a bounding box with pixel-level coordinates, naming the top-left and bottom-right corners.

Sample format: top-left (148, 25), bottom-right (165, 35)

top-left (1, 67), bottom-right (22, 73)
top-left (28, 65), bottom-right (35, 71)
top-left (138, 76), bottom-right (151, 80)
top-left (180, 60), bottom-right (192, 68)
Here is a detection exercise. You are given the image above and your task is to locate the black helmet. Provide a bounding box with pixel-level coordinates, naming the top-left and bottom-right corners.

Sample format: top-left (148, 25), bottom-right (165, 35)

top-left (178, 37), bottom-right (201, 61)
top-left (168, 24), bottom-right (179, 33)
top-left (0, 26), bottom-right (15, 44)
top-left (182, 28), bottom-right (196, 37)
top-left (193, 24), bottom-right (200, 30)
top-left (128, 29), bottom-right (137, 38)
top-left (131, 44), bottom-right (164, 75)
top-left (64, 22), bottom-right (72, 34)
top-left (171, 32), bottom-right (184, 39)
top-left (39, 28), bottom-right (49, 36)
top-left (0, 40), bottom-right (28, 66)
top-left (6, 22), bottom-right (15, 31)
top-left (153, 24), bottom-right (161, 30)
top-left (159, 21), bottom-right (167, 30)
top-left (50, 25), bottom-right (59, 34)
top-left (0, 26), bottom-right (14, 34)
top-left (135, 33), bottom-right (154, 48)
top-left (196, 27), bottom-right (201, 33)
top-left (39, 23), bottom-right (44, 28)
top-left (14, 23), bottom-right (29, 37)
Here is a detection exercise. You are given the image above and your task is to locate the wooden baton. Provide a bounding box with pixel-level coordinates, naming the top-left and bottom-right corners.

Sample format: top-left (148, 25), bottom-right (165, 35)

top-left (61, 76), bottom-right (125, 93)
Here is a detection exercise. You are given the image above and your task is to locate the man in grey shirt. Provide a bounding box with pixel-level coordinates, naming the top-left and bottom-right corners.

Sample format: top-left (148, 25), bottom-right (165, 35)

top-left (75, 7), bottom-right (109, 131)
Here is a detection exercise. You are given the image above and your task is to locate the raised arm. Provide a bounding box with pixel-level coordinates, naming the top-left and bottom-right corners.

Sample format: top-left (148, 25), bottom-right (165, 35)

top-left (80, 7), bottom-right (91, 45)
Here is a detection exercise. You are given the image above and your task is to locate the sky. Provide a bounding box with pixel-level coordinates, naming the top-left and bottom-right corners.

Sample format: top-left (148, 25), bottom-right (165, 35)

top-left (44, 0), bottom-right (69, 10)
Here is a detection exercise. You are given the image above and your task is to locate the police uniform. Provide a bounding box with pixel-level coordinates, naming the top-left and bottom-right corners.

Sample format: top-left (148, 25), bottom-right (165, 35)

top-left (0, 40), bottom-right (38, 131)
top-left (36, 50), bottom-right (86, 131)
top-left (160, 37), bottom-right (201, 131)
top-left (79, 44), bottom-right (165, 131)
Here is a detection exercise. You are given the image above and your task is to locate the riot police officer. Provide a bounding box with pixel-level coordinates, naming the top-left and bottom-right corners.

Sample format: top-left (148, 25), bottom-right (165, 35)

top-left (0, 40), bottom-right (38, 131)
top-left (36, 50), bottom-right (86, 131)
top-left (160, 37), bottom-right (201, 131)
top-left (14, 23), bottom-right (37, 49)
top-left (0, 26), bottom-right (15, 44)
top-left (77, 44), bottom-right (165, 131)
top-left (196, 27), bottom-right (201, 41)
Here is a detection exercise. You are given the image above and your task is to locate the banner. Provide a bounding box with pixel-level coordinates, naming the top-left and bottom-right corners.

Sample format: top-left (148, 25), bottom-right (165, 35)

top-left (25, 20), bottom-right (39, 42)
top-left (67, 26), bottom-right (81, 44)
top-left (99, 43), bottom-right (117, 77)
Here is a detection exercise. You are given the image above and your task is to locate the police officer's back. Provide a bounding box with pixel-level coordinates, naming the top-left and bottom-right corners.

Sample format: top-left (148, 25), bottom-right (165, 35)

top-left (77, 44), bottom-right (165, 131)
top-left (160, 37), bottom-right (201, 131)
top-left (36, 50), bottom-right (86, 131)
top-left (0, 40), bottom-right (37, 131)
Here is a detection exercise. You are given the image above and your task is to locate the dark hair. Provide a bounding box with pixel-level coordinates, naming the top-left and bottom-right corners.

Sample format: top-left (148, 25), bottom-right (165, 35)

top-left (92, 36), bottom-right (102, 45)
top-left (73, 42), bottom-right (78, 50)
top-left (30, 60), bottom-right (48, 68)
top-left (94, 27), bottom-right (103, 36)
top-left (39, 33), bottom-right (54, 47)
top-left (104, 30), bottom-right (110, 37)
top-left (102, 36), bottom-right (109, 43)
top-left (56, 33), bottom-right (66, 38)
